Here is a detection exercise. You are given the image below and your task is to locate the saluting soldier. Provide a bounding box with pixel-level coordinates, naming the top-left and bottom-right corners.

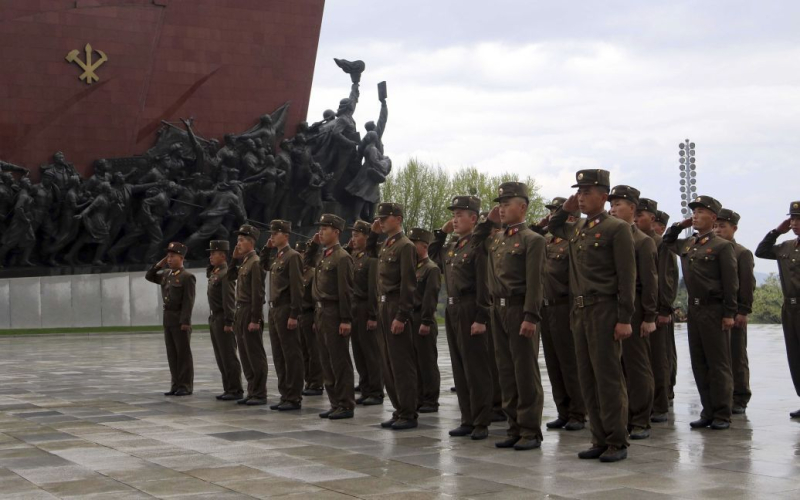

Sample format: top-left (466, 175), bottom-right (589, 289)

top-left (429, 196), bottom-right (494, 440)
top-left (549, 169), bottom-right (636, 463)
top-left (348, 220), bottom-right (384, 405)
top-left (654, 209), bottom-right (679, 403)
top-left (756, 201), bottom-right (800, 418)
top-left (296, 240), bottom-right (324, 397)
top-left (663, 195), bottom-right (738, 430)
top-left (714, 209), bottom-right (755, 414)
top-left (635, 199), bottom-right (673, 422)
top-left (609, 186), bottom-right (657, 440)
top-left (305, 214), bottom-right (356, 419)
top-left (532, 197), bottom-right (586, 432)
top-left (228, 225), bottom-right (268, 406)
top-left (408, 228), bottom-right (442, 414)
top-left (369, 202), bottom-right (419, 430)
top-left (261, 220), bottom-right (305, 411)
top-left (206, 240), bottom-right (244, 401)
top-left (478, 182), bottom-right (545, 451)
top-left (146, 242), bottom-right (196, 397)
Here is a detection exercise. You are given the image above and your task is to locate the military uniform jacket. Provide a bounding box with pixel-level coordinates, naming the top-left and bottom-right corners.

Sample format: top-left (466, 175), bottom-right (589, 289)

top-left (544, 233), bottom-right (570, 302)
top-left (663, 227), bottom-right (739, 318)
top-left (300, 264), bottom-right (315, 312)
top-left (650, 231), bottom-right (679, 316)
top-left (429, 230), bottom-right (490, 324)
top-left (304, 242), bottom-right (355, 322)
top-left (476, 221), bottom-right (546, 324)
top-left (261, 245), bottom-right (303, 319)
top-left (733, 241), bottom-right (755, 316)
top-left (368, 230), bottom-right (417, 323)
top-left (756, 232), bottom-right (800, 300)
top-left (145, 265), bottom-right (196, 327)
top-left (549, 210), bottom-right (636, 324)
top-left (350, 247), bottom-right (378, 321)
top-left (413, 257), bottom-right (442, 326)
top-left (632, 225), bottom-right (659, 323)
top-left (227, 251), bottom-right (266, 324)
top-left (207, 263), bottom-right (235, 326)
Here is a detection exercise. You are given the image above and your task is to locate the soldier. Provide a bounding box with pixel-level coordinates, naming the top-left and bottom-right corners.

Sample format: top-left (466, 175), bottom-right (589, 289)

top-left (369, 202), bottom-right (419, 430)
top-left (755, 201), bottom-right (800, 418)
top-left (655, 209), bottom-right (679, 403)
top-left (305, 214), bottom-right (356, 419)
top-left (549, 169), bottom-right (635, 463)
top-left (654, 211), bottom-right (669, 236)
top-left (429, 196), bottom-right (494, 440)
top-left (532, 197), bottom-right (586, 432)
top-left (478, 182), bottom-right (545, 451)
top-left (714, 209), bottom-right (755, 414)
top-left (663, 195), bottom-right (738, 430)
top-left (145, 242), bottom-right (196, 397)
top-left (206, 240), bottom-right (244, 401)
top-left (609, 186), bottom-right (657, 440)
top-left (261, 220), bottom-right (305, 411)
top-left (228, 225), bottom-right (268, 406)
top-left (408, 228), bottom-right (442, 414)
top-left (482, 212), bottom-right (506, 422)
top-left (347, 220), bottom-right (384, 405)
top-left (296, 240), bottom-right (324, 397)
top-left (635, 199), bottom-right (674, 423)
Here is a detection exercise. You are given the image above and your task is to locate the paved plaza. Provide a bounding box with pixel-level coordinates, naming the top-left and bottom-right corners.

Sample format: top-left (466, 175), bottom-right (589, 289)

top-left (0, 325), bottom-right (799, 499)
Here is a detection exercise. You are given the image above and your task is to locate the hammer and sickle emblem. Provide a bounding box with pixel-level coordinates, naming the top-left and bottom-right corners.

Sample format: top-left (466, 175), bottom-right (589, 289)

top-left (65, 43), bottom-right (108, 84)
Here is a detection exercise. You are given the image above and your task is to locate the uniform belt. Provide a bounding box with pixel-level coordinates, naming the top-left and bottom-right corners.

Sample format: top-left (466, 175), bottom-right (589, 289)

top-left (269, 296), bottom-right (291, 308)
top-left (302, 307), bottom-right (315, 314)
top-left (379, 291), bottom-right (400, 303)
top-left (210, 308), bottom-right (225, 315)
top-left (494, 295), bottom-right (525, 307)
top-left (573, 294), bottom-right (616, 309)
top-left (689, 297), bottom-right (722, 306)
top-left (447, 294), bottom-right (476, 305)
top-left (236, 301), bottom-right (256, 308)
top-left (315, 299), bottom-right (338, 308)
top-left (543, 296), bottom-right (570, 307)
top-left (785, 297), bottom-right (799, 307)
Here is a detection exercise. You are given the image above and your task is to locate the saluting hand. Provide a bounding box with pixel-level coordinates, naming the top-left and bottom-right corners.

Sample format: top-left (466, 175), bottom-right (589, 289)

top-left (371, 219), bottom-right (383, 234)
top-left (312, 233), bottom-right (321, 245)
top-left (470, 322), bottom-right (486, 336)
top-left (266, 237), bottom-right (275, 249)
top-left (777, 218), bottom-right (792, 234)
top-left (232, 245), bottom-right (243, 259)
top-left (339, 322), bottom-right (351, 336)
top-left (722, 317), bottom-right (734, 331)
top-left (679, 218), bottom-right (693, 229)
top-left (442, 218), bottom-right (455, 234)
top-left (488, 206), bottom-right (501, 224)
top-left (562, 195), bottom-right (579, 213)
top-left (390, 319), bottom-right (405, 335)
top-left (641, 321), bottom-right (656, 337)
top-left (519, 321), bottom-right (536, 338)
top-left (614, 323), bottom-right (632, 341)
top-left (157, 256), bottom-right (168, 268)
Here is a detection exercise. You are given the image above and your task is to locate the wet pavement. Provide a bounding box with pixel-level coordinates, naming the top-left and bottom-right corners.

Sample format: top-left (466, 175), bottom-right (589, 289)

top-left (0, 324), bottom-right (799, 499)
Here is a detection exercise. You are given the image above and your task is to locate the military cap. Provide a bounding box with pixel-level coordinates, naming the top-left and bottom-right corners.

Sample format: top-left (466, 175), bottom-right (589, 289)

top-left (637, 197), bottom-right (658, 215)
top-left (206, 240), bottom-right (229, 252)
top-left (493, 182), bottom-right (529, 203)
top-left (408, 228), bottom-right (434, 244)
top-left (655, 210), bottom-right (670, 225)
top-left (608, 185), bottom-right (641, 207)
top-left (688, 195), bottom-right (722, 215)
top-left (235, 224), bottom-right (261, 239)
top-left (448, 195), bottom-right (481, 213)
top-left (268, 220), bottom-right (291, 234)
top-left (166, 241), bottom-right (188, 256)
top-left (717, 208), bottom-right (741, 226)
top-left (572, 169), bottom-right (611, 188)
top-left (295, 240), bottom-right (309, 253)
top-left (545, 197), bottom-right (567, 210)
top-left (788, 201), bottom-right (800, 216)
top-left (316, 213), bottom-right (345, 232)
top-left (377, 202), bottom-right (404, 218)
top-left (349, 220), bottom-right (372, 234)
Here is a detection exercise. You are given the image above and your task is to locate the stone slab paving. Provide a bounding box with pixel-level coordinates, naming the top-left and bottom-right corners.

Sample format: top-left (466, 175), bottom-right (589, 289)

top-left (0, 325), bottom-right (799, 499)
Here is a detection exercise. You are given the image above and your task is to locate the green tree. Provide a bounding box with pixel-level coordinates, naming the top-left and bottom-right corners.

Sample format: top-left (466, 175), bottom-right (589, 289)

top-left (751, 273), bottom-right (783, 324)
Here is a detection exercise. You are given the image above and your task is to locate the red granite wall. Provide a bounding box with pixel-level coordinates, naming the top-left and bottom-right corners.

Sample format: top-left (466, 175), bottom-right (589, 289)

top-left (0, 0), bottom-right (325, 178)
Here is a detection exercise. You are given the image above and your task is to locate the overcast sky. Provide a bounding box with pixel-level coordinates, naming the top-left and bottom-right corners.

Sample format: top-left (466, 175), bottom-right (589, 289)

top-left (307, 1), bottom-right (800, 273)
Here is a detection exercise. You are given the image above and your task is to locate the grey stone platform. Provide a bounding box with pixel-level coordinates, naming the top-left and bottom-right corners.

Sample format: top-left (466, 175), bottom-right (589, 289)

top-left (0, 324), bottom-right (799, 499)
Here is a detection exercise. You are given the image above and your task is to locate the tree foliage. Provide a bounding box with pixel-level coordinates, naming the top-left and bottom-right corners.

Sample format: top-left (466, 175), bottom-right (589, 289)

top-left (752, 273), bottom-right (783, 324)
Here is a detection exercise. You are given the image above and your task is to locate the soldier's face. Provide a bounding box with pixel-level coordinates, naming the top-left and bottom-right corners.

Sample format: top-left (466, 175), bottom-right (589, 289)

top-left (576, 187), bottom-right (607, 215)
top-left (452, 209), bottom-right (477, 235)
top-left (609, 199), bottom-right (635, 222)
top-left (791, 216), bottom-right (800, 236)
top-left (319, 226), bottom-right (339, 247)
top-left (654, 222), bottom-right (666, 235)
top-left (692, 207), bottom-right (716, 232)
top-left (499, 198), bottom-right (527, 225)
top-left (713, 221), bottom-right (736, 241)
top-left (272, 232), bottom-right (289, 248)
top-left (166, 253), bottom-right (183, 269)
top-left (236, 235), bottom-right (254, 254)
top-left (414, 241), bottom-right (428, 259)
top-left (635, 210), bottom-right (655, 232)
top-left (379, 215), bottom-right (401, 233)
top-left (351, 231), bottom-right (367, 250)
top-left (209, 250), bottom-right (226, 267)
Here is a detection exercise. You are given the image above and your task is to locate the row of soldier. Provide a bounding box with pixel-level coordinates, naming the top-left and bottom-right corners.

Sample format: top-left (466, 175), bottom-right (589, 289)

top-left (143, 167), bottom-right (800, 464)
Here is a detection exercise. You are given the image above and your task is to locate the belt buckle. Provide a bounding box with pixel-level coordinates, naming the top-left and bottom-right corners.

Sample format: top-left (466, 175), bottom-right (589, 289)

top-left (448, 297), bottom-right (454, 305)
top-left (791, 298), bottom-right (797, 305)
top-left (500, 298), bottom-right (506, 307)
top-left (544, 299), bottom-right (550, 307)
top-left (693, 298), bottom-right (701, 306)
top-left (380, 295), bottom-right (386, 303)
top-left (575, 296), bottom-right (584, 308)
top-left (316, 301), bottom-right (322, 309)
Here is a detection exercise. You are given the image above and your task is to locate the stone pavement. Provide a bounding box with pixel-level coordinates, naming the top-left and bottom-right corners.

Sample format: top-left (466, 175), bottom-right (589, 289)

top-left (0, 325), bottom-right (799, 499)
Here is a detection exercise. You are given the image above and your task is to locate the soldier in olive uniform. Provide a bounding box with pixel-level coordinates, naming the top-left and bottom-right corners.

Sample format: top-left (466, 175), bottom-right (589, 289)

top-left (348, 220), bottom-right (384, 405)
top-left (531, 197), bottom-right (586, 432)
top-left (261, 220), bottom-right (305, 411)
top-left (477, 182), bottom-right (545, 451)
top-left (549, 169), bottom-right (636, 463)
top-left (482, 212), bottom-right (507, 422)
top-left (609, 186), bottom-right (658, 440)
top-left (429, 196), bottom-right (495, 440)
top-left (654, 209), bottom-right (679, 402)
top-left (408, 228), bottom-right (442, 413)
top-left (206, 240), bottom-right (244, 401)
top-left (663, 195), bottom-right (738, 430)
top-left (228, 225), bottom-right (268, 406)
top-left (714, 209), bottom-right (755, 414)
top-left (146, 242), bottom-right (196, 396)
top-left (305, 214), bottom-right (356, 419)
top-left (756, 201), bottom-right (800, 418)
top-left (296, 240), bottom-right (324, 396)
top-left (369, 202), bottom-right (419, 430)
